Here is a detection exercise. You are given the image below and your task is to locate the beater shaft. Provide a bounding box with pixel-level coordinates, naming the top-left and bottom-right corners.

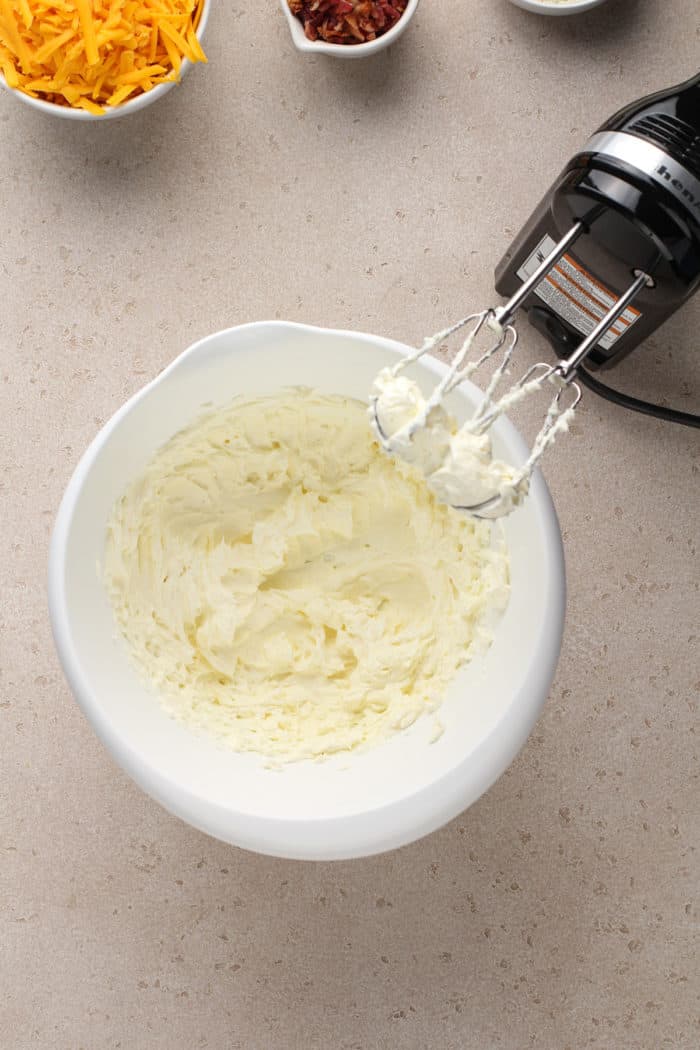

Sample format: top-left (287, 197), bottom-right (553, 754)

top-left (494, 222), bottom-right (585, 329)
top-left (556, 268), bottom-right (651, 380)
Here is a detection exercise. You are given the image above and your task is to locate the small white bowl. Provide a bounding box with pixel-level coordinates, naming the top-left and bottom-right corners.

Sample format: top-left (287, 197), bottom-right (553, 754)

top-left (280, 0), bottom-right (420, 58)
top-left (48, 321), bottom-right (565, 860)
top-left (0, 0), bottom-right (210, 121)
top-left (508, 0), bottom-right (607, 14)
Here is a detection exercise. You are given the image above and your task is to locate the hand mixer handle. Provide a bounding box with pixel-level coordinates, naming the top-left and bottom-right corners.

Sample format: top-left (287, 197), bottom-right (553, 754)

top-left (602, 70), bottom-right (700, 167)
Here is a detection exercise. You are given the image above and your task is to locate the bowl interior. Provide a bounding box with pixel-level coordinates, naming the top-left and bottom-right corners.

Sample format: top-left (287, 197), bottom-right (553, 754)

top-left (51, 323), bottom-right (564, 857)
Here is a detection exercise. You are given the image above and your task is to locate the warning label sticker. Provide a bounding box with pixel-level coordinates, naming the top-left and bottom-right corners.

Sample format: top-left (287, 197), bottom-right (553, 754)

top-left (516, 234), bottom-right (642, 350)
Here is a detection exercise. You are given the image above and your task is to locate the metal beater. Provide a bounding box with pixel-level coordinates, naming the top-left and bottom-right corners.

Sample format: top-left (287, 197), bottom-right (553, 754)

top-left (370, 224), bottom-right (653, 518)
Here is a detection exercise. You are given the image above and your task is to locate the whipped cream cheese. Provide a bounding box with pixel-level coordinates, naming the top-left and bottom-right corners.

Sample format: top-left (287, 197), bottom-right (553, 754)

top-left (104, 390), bottom-right (510, 761)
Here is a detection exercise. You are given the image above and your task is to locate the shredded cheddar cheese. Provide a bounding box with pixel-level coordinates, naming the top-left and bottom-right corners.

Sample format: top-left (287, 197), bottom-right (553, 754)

top-left (0, 0), bottom-right (206, 113)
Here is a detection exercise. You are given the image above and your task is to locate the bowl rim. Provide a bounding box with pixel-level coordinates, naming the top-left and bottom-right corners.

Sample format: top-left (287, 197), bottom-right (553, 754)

top-left (279, 0), bottom-right (420, 57)
top-left (507, 0), bottom-right (608, 14)
top-left (48, 320), bottom-right (566, 860)
top-left (0, 0), bottom-right (211, 121)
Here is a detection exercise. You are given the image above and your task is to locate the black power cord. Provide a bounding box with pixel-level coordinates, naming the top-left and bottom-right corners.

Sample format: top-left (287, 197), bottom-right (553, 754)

top-left (577, 366), bottom-right (700, 429)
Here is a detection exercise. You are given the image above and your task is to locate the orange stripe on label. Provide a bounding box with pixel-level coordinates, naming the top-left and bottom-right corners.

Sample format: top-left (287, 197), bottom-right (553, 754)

top-left (560, 254), bottom-right (641, 320)
top-left (544, 275), bottom-right (600, 324)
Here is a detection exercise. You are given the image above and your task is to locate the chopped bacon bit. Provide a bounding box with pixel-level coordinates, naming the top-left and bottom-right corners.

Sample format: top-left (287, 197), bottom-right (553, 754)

top-left (288, 0), bottom-right (408, 45)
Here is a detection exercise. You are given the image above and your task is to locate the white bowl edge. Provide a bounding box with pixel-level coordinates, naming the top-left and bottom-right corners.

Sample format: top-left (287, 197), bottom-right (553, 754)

top-left (507, 0), bottom-right (608, 15)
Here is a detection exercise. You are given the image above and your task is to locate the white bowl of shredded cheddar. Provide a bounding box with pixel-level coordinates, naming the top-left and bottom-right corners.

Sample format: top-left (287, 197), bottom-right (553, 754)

top-left (0, 0), bottom-right (209, 119)
top-left (49, 321), bottom-right (566, 860)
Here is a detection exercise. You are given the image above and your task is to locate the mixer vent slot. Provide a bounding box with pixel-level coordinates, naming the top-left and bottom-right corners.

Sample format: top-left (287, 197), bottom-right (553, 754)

top-left (630, 114), bottom-right (700, 179)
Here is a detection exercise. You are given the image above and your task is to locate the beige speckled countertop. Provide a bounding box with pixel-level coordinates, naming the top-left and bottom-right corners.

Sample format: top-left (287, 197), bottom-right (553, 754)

top-left (2, 2), bottom-right (699, 1047)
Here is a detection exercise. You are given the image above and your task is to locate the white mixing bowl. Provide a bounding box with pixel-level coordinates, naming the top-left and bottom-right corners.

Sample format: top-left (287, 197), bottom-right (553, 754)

top-left (48, 321), bottom-right (565, 860)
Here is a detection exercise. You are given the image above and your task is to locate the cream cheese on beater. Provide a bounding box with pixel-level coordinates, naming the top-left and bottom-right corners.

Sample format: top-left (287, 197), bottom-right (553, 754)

top-left (370, 367), bottom-right (574, 517)
top-left (104, 390), bottom-right (510, 762)
top-left (370, 371), bottom-right (453, 475)
top-left (428, 429), bottom-right (528, 512)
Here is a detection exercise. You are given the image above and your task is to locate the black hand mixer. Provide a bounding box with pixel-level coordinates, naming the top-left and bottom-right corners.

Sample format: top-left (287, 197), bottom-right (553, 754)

top-left (371, 72), bottom-right (700, 517)
top-left (495, 69), bottom-right (700, 429)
